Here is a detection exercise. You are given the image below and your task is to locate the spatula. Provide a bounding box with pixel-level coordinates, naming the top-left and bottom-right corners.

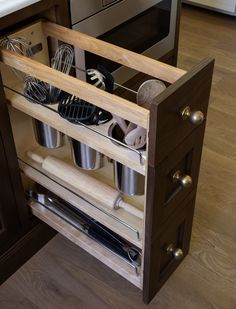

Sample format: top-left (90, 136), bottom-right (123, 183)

top-left (124, 126), bottom-right (146, 149)
top-left (96, 64), bottom-right (128, 134)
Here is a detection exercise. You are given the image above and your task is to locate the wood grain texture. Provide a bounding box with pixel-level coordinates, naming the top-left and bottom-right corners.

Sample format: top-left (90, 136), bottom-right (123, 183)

top-left (0, 0), bottom-right (71, 286)
top-left (0, 5), bottom-right (236, 308)
top-left (145, 126), bottom-right (206, 239)
top-left (147, 57), bottom-right (214, 166)
top-left (42, 22), bottom-right (186, 84)
top-left (142, 53), bottom-right (214, 302)
top-left (0, 47), bottom-right (149, 129)
top-left (5, 85), bottom-right (146, 175)
top-left (0, 74), bottom-right (27, 250)
top-left (9, 108), bottom-right (144, 248)
top-left (0, 21), bottom-right (50, 89)
top-left (20, 162), bottom-right (143, 249)
top-left (26, 152), bottom-right (143, 219)
top-left (30, 201), bottom-right (141, 289)
top-left (143, 193), bottom-right (196, 303)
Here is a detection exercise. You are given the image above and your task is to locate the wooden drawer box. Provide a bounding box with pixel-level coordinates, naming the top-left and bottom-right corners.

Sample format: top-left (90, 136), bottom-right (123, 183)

top-left (0, 20), bottom-right (214, 304)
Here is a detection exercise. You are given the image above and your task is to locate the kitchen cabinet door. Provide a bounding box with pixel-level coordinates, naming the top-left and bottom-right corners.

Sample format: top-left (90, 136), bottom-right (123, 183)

top-left (0, 74), bottom-right (28, 254)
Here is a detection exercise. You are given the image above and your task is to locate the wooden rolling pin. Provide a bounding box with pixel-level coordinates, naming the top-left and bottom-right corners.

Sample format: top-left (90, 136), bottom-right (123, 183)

top-left (27, 152), bottom-right (143, 219)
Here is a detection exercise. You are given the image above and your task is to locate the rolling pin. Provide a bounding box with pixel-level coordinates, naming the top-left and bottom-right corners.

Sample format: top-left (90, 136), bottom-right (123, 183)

top-left (27, 152), bottom-right (143, 219)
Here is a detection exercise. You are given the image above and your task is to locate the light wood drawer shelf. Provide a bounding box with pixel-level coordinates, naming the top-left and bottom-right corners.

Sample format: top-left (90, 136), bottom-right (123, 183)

top-left (29, 201), bottom-right (142, 288)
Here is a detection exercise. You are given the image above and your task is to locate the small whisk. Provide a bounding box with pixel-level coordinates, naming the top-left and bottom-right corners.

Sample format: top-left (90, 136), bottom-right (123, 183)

top-left (50, 44), bottom-right (74, 102)
top-left (0, 36), bottom-right (33, 56)
top-left (0, 36), bottom-right (33, 80)
top-left (24, 76), bottom-right (50, 104)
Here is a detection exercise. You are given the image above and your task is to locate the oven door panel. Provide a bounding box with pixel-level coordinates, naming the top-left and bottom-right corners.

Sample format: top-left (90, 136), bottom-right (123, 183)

top-left (72, 0), bottom-right (164, 36)
top-left (73, 0), bottom-right (176, 84)
top-left (70, 1), bottom-right (124, 25)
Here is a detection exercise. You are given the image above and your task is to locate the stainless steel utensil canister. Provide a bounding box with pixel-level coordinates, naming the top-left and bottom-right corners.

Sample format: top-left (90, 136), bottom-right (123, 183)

top-left (113, 162), bottom-right (144, 196)
top-left (33, 120), bottom-right (64, 148)
top-left (108, 123), bottom-right (145, 196)
top-left (70, 138), bottom-right (105, 170)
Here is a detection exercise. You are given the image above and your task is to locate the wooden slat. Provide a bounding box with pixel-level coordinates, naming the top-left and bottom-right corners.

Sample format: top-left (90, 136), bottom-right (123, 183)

top-left (0, 48), bottom-right (149, 129)
top-left (42, 21), bottom-right (186, 84)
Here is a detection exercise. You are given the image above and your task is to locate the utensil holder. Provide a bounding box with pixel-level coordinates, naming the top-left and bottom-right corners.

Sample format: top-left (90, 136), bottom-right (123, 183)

top-left (70, 138), bottom-right (105, 170)
top-left (33, 119), bottom-right (64, 148)
top-left (109, 123), bottom-right (145, 196)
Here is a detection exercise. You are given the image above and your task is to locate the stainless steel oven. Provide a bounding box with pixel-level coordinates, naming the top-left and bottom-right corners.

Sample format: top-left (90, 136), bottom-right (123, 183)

top-left (70, 0), bottom-right (178, 83)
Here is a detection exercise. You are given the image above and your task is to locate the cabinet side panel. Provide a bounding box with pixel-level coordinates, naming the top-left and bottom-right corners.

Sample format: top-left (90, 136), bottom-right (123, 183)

top-left (0, 134), bottom-right (21, 253)
top-left (0, 73), bottom-right (29, 232)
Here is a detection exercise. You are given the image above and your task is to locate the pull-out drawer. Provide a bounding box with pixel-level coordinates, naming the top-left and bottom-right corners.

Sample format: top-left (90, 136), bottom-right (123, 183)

top-left (0, 20), bottom-right (214, 304)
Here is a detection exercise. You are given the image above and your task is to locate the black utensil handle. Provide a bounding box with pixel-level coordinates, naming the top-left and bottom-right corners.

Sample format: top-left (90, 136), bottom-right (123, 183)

top-left (54, 197), bottom-right (125, 247)
top-left (50, 196), bottom-right (141, 260)
top-left (88, 227), bottom-right (131, 261)
top-left (96, 64), bottom-right (114, 94)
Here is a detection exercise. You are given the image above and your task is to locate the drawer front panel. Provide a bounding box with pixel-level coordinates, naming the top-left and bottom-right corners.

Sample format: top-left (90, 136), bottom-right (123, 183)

top-left (148, 58), bottom-right (214, 166)
top-left (159, 197), bottom-right (194, 276)
top-left (148, 126), bottom-right (205, 227)
top-left (143, 193), bottom-right (195, 303)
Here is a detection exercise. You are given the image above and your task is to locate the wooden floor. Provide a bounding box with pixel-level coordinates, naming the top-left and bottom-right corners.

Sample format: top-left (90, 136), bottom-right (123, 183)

top-left (1, 5), bottom-right (236, 309)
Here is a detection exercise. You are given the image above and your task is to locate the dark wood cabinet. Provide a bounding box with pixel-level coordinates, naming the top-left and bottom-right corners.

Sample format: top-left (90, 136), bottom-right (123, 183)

top-left (0, 74), bottom-right (26, 254)
top-left (0, 0), bottom-right (70, 284)
top-left (0, 123), bottom-right (22, 254)
top-left (143, 57), bottom-right (214, 302)
top-left (0, 0), bottom-right (214, 305)
top-left (0, 87), bottom-right (56, 278)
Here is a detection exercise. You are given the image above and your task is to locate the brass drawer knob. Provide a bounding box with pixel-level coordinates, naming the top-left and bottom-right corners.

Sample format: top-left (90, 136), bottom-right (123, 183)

top-left (181, 106), bottom-right (204, 125)
top-left (166, 243), bottom-right (184, 261)
top-left (172, 170), bottom-right (192, 188)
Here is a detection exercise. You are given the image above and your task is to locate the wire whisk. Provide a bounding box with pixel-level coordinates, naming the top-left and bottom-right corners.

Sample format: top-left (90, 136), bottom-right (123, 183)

top-left (24, 76), bottom-right (50, 104)
top-left (49, 44), bottom-right (74, 102)
top-left (0, 36), bottom-right (33, 80)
